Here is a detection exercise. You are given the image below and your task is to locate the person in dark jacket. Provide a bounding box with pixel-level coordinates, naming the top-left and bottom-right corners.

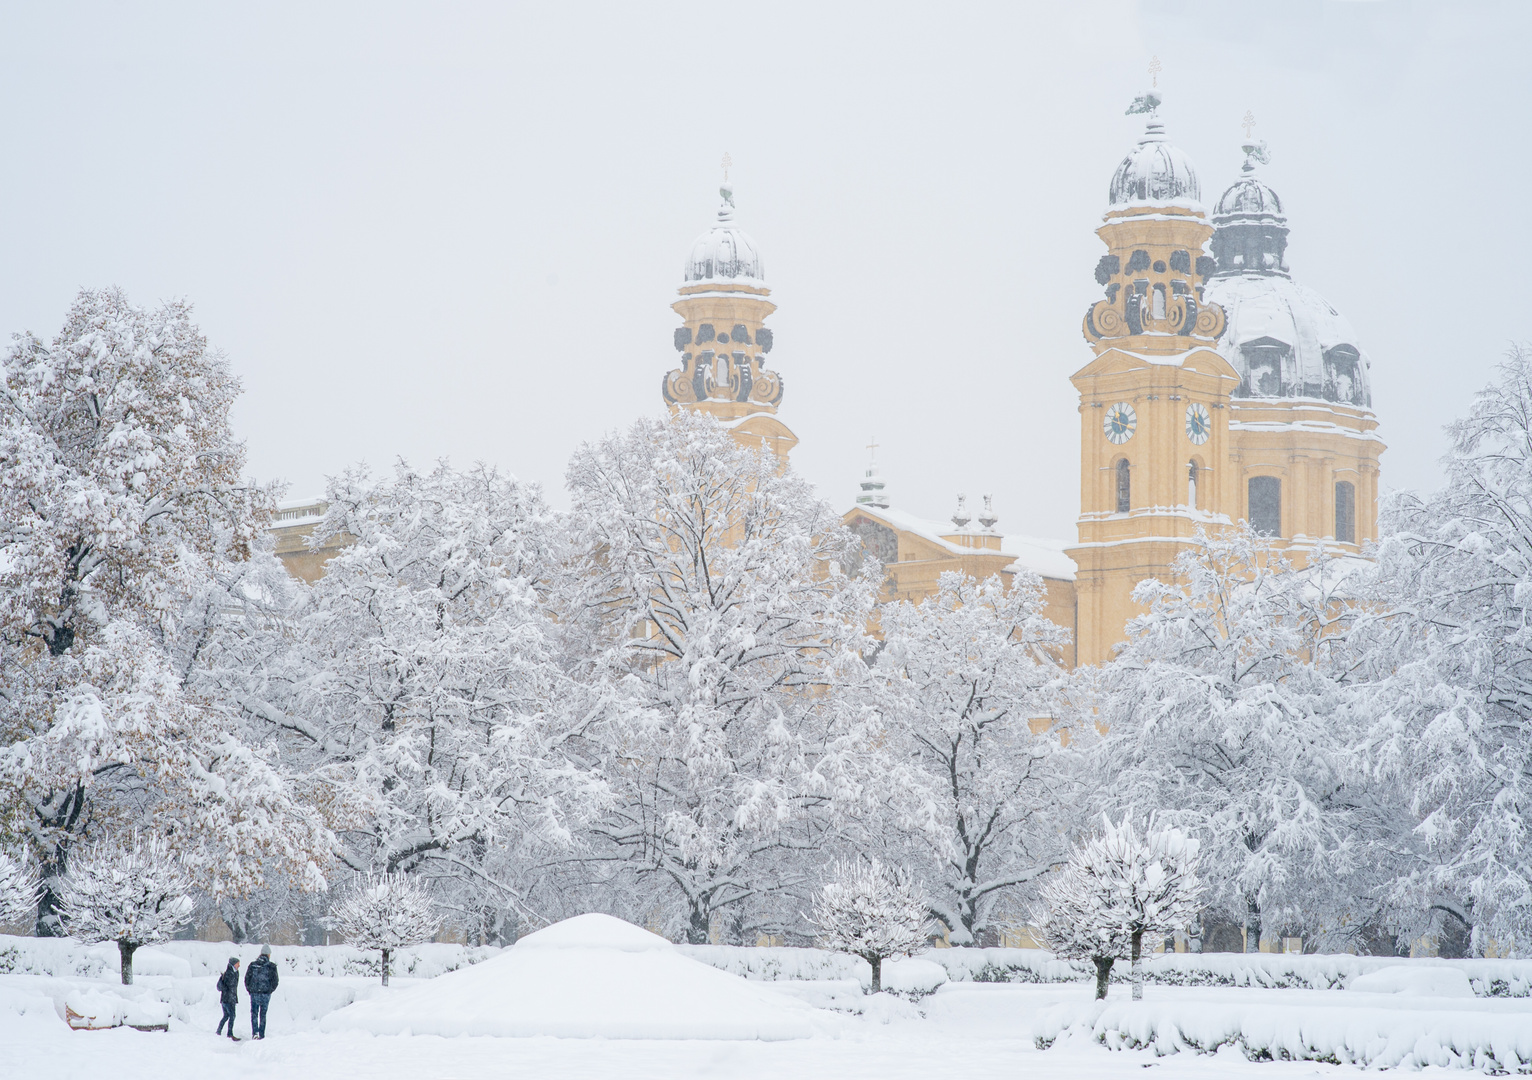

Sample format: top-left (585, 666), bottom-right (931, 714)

top-left (215, 958), bottom-right (240, 1039)
top-left (244, 945), bottom-right (280, 1039)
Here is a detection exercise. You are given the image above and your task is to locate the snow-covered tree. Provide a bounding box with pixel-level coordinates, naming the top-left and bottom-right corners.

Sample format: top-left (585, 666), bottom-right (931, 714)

top-left (282, 461), bottom-right (606, 923)
top-left (811, 858), bottom-right (928, 992)
top-left (1089, 525), bottom-right (1363, 952)
top-left (0, 851), bottom-right (40, 927)
top-left (56, 831), bottom-right (194, 984)
top-left (1354, 344), bottom-right (1532, 952)
top-left (1036, 816), bottom-right (1200, 1000)
top-left (0, 288), bottom-right (328, 931)
top-left (331, 873), bottom-right (439, 985)
top-left (560, 412), bottom-right (876, 943)
top-left (868, 572), bottom-right (1074, 945)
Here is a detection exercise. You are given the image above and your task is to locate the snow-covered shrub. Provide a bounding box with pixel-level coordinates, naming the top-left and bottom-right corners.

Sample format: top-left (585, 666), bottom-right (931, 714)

top-left (55, 832), bottom-right (194, 984)
top-left (1036, 816), bottom-right (1202, 1000)
top-left (811, 859), bottom-right (928, 993)
top-left (0, 852), bottom-right (40, 927)
top-left (331, 873), bottom-right (440, 985)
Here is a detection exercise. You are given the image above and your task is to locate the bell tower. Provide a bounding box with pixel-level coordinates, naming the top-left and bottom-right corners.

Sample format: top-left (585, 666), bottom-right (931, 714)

top-left (661, 162), bottom-right (796, 457)
top-left (1067, 92), bottom-right (1239, 666)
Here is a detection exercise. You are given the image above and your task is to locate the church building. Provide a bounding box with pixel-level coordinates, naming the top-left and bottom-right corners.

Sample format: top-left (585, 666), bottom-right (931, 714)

top-left (275, 97), bottom-right (1383, 669)
top-left (834, 96), bottom-right (1383, 666)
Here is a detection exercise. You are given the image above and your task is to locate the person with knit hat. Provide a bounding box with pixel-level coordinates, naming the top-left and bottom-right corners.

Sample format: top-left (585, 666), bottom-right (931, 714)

top-left (243, 944), bottom-right (280, 1039)
top-left (214, 957), bottom-right (240, 1039)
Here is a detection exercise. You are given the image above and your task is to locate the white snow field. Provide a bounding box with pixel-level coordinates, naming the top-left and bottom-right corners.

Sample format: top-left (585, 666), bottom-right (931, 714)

top-left (319, 912), bottom-right (833, 1040)
top-left (5, 925), bottom-right (1532, 1079)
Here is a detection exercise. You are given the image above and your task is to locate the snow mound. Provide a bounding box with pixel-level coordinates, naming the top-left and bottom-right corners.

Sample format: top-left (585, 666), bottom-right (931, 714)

top-left (1349, 965), bottom-right (1475, 998)
top-left (513, 912), bottom-right (669, 952)
top-left (320, 913), bottom-right (835, 1040)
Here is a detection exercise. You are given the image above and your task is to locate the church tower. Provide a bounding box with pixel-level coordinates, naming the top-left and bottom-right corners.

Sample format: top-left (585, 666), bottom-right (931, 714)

top-left (661, 175), bottom-right (797, 456)
top-left (1067, 98), bottom-right (1385, 668)
top-left (1067, 95), bottom-right (1239, 667)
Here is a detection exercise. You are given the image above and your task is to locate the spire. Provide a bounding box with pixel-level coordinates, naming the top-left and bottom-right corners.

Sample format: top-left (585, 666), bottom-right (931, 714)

top-left (856, 438), bottom-right (889, 509)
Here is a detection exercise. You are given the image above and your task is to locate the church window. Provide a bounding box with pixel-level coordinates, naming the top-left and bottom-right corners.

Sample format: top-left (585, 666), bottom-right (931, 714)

top-left (1152, 284), bottom-right (1166, 320)
top-left (1324, 345), bottom-right (1362, 404)
top-left (1153, 260), bottom-right (1166, 273)
top-left (1335, 481), bottom-right (1356, 544)
top-left (1248, 476), bottom-right (1281, 537)
top-left (1169, 250), bottom-right (1191, 273)
top-left (1187, 459), bottom-right (1198, 509)
top-left (1241, 338), bottom-right (1290, 397)
top-left (1115, 459), bottom-right (1131, 513)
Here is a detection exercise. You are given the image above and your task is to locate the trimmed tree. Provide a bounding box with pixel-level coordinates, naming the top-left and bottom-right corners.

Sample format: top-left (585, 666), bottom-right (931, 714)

top-left (1037, 816), bottom-right (1202, 1000)
top-left (331, 873), bottom-right (440, 985)
top-left (56, 832), bottom-right (194, 985)
top-left (811, 859), bottom-right (928, 993)
top-left (0, 852), bottom-right (41, 927)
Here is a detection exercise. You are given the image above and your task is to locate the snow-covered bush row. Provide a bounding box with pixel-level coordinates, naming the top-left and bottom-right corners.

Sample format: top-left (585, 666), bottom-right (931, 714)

top-left (0, 934), bottom-right (499, 981)
top-left (1031, 995), bottom-right (1532, 1071)
top-left (682, 942), bottom-right (1532, 998)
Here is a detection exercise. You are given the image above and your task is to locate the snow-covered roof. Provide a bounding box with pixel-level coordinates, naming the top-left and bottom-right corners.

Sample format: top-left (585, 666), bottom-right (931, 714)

top-left (847, 504), bottom-right (1076, 582)
top-left (1204, 274), bottom-right (1372, 407)
top-left (683, 183), bottom-right (765, 286)
top-left (1108, 115), bottom-right (1202, 210)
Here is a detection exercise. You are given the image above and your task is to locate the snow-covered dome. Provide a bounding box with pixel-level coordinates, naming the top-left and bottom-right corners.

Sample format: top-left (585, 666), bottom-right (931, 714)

top-left (1203, 274), bottom-right (1372, 407)
top-left (683, 183), bottom-right (765, 285)
top-left (1109, 112), bottom-right (1201, 208)
top-left (1214, 172), bottom-right (1283, 220)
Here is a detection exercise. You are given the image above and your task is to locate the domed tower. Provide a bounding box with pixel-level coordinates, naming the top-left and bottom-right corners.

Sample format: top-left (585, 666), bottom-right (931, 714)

top-left (1202, 141), bottom-right (1383, 552)
top-left (1067, 93), bottom-right (1242, 666)
top-left (661, 180), bottom-right (796, 457)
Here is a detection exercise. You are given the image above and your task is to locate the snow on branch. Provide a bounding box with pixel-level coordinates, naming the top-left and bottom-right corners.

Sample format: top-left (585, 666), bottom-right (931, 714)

top-left (331, 873), bottom-right (440, 985)
top-left (811, 858), bottom-right (929, 993)
top-left (56, 831), bottom-right (195, 984)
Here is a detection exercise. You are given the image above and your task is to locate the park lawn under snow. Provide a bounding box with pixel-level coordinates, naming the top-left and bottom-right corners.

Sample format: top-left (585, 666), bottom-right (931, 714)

top-left (6, 923), bottom-right (1532, 1078)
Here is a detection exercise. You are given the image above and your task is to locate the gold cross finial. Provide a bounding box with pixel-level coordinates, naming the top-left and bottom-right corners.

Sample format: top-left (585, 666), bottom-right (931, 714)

top-left (866, 436), bottom-right (879, 460)
top-left (1241, 110), bottom-right (1256, 140)
top-left (721, 152), bottom-right (732, 183)
top-left (1148, 55), bottom-right (1162, 87)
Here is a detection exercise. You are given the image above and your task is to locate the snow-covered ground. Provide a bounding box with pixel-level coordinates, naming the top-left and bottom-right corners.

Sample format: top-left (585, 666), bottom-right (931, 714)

top-left (6, 926), bottom-right (1532, 1079)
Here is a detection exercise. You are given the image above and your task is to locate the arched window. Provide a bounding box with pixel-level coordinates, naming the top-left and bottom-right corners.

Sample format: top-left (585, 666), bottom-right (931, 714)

top-left (1152, 283), bottom-right (1167, 320)
top-left (1335, 481), bottom-right (1356, 544)
top-left (1248, 476), bottom-right (1281, 537)
top-left (1115, 458), bottom-right (1131, 514)
top-left (1187, 459), bottom-right (1199, 509)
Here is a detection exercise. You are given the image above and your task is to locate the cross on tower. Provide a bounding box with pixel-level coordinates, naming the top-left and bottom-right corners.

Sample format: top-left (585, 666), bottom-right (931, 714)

top-left (866, 437), bottom-right (879, 461)
top-left (1242, 110), bottom-right (1257, 140)
top-left (721, 152), bottom-right (732, 183)
top-left (1148, 55), bottom-right (1161, 87)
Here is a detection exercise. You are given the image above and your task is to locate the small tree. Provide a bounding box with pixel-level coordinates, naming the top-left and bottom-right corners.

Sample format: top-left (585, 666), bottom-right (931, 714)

top-left (331, 874), bottom-right (439, 985)
top-left (1037, 816), bottom-right (1202, 1000)
top-left (56, 832), bottom-right (194, 985)
top-left (811, 859), bottom-right (928, 993)
top-left (0, 852), bottom-right (41, 927)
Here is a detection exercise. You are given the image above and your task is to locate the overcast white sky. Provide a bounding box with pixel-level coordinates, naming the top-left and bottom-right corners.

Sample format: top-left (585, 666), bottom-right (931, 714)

top-left (0, 1), bottom-right (1526, 541)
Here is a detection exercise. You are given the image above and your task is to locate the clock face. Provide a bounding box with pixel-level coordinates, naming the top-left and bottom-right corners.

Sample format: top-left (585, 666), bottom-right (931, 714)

top-left (1103, 402), bottom-right (1137, 444)
top-left (1185, 402), bottom-right (1211, 444)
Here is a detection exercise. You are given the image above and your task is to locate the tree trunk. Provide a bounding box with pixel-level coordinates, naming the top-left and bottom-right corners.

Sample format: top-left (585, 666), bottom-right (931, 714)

top-left (1245, 897), bottom-right (1262, 954)
top-left (119, 941), bottom-right (137, 986)
top-left (1092, 955), bottom-right (1114, 1000)
top-left (686, 906), bottom-right (711, 945)
top-left (1130, 929), bottom-right (1144, 1001)
top-left (869, 954), bottom-right (882, 994)
top-left (381, 947), bottom-right (391, 986)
